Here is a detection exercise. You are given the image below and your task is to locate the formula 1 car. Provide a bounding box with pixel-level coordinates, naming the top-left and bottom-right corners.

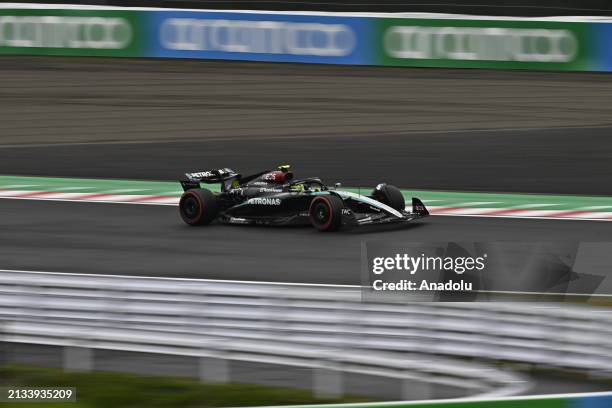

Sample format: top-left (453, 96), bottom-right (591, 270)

top-left (178, 165), bottom-right (428, 232)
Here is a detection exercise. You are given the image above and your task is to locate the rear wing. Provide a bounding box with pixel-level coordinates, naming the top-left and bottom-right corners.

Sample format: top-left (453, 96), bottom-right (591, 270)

top-left (180, 168), bottom-right (240, 192)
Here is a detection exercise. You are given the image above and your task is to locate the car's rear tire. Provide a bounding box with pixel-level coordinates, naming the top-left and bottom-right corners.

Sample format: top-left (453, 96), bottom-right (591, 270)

top-left (179, 188), bottom-right (218, 226)
top-left (372, 184), bottom-right (405, 212)
top-left (309, 195), bottom-right (344, 232)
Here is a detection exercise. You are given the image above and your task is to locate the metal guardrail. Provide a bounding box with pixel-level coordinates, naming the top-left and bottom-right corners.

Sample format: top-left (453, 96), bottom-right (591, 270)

top-left (2, 271), bottom-right (611, 399)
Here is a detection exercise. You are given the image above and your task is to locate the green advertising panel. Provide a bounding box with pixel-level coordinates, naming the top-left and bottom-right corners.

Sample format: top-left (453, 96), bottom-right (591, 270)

top-left (0, 8), bottom-right (141, 57)
top-left (376, 18), bottom-right (592, 71)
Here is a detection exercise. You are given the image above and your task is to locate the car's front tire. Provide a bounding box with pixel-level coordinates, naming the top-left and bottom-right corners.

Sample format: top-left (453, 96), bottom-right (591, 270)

top-left (309, 195), bottom-right (344, 232)
top-left (372, 184), bottom-right (405, 212)
top-left (179, 188), bottom-right (219, 226)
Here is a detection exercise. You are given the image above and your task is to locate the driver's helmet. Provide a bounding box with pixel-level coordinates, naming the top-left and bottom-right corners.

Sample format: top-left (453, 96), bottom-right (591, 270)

top-left (289, 183), bottom-right (304, 192)
top-left (311, 184), bottom-right (322, 192)
top-left (289, 182), bottom-right (321, 192)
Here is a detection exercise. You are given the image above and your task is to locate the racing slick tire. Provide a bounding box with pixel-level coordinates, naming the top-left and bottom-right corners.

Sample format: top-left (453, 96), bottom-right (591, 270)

top-left (309, 195), bottom-right (344, 232)
top-left (179, 188), bottom-right (219, 226)
top-left (373, 184), bottom-right (405, 212)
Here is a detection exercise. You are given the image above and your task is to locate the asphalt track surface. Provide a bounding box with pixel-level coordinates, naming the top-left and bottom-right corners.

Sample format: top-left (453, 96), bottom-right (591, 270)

top-left (2, 126), bottom-right (612, 195)
top-left (1, 199), bottom-right (610, 284)
top-left (1, 57), bottom-right (612, 195)
top-left (0, 56), bottom-right (610, 283)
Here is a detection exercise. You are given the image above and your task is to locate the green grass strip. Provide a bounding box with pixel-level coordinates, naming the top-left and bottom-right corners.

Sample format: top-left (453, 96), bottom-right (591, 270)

top-left (1, 365), bottom-right (369, 408)
top-left (2, 365), bottom-right (584, 408)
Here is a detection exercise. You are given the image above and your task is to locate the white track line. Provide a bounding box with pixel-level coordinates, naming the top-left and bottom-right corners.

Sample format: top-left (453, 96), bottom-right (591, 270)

top-left (0, 268), bottom-right (359, 288)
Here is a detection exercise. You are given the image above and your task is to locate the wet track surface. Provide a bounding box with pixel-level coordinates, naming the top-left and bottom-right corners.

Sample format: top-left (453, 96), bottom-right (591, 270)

top-left (0, 56), bottom-right (610, 283)
top-left (1, 127), bottom-right (612, 195)
top-left (1, 199), bottom-right (610, 284)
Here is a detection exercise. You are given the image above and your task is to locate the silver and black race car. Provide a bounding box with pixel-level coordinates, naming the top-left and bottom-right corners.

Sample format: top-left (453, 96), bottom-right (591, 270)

top-left (178, 165), bottom-right (429, 232)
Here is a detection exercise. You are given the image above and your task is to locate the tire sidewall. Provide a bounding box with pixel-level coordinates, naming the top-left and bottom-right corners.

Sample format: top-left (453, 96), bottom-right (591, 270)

top-left (179, 188), bottom-right (218, 225)
top-left (309, 195), bottom-right (343, 232)
top-left (375, 184), bottom-right (405, 212)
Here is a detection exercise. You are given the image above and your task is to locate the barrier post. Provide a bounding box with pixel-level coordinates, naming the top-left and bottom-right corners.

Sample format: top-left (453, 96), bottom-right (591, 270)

top-left (63, 346), bottom-right (93, 372)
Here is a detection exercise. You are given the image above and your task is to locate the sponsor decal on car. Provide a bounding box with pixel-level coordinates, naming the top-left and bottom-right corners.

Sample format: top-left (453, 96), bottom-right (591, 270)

top-left (186, 171), bottom-right (215, 178)
top-left (414, 204), bottom-right (426, 212)
top-left (247, 197), bottom-right (282, 205)
top-left (228, 217), bottom-right (250, 224)
top-left (262, 173), bottom-right (278, 181)
top-left (185, 168), bottom-right (234, 179)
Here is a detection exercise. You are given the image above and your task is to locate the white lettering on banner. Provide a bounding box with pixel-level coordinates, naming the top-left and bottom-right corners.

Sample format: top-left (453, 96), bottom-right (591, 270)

top-left (160, 18), bottom-right (355, 57)
top-left (384, 26), bottom-right (578, 63)
top-left (0, 16), bottom-right (132, 49)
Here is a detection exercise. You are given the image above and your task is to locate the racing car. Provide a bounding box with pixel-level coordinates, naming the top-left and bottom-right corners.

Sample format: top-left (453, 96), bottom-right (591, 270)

top-left (178, 165), bottom-right (428, 232)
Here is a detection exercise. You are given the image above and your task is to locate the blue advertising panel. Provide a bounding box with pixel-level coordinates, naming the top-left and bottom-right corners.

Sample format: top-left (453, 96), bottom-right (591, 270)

top-left (573, 394), bottom-right (612, 408)
top-left (144, 10), bottom-right (373, 64)
top-left (590, 22), bottom-right (612, 72)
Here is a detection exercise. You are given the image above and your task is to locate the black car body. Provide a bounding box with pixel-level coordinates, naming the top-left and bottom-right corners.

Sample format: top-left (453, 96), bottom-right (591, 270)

top-left (178, 166), bottom-right (429, 231)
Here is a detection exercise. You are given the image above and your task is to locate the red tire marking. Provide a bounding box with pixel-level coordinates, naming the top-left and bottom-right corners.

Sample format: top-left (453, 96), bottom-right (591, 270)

top-left (180, 191), bottom-right (203, 222)
top-left (310, 197), bottom-right (333, 230)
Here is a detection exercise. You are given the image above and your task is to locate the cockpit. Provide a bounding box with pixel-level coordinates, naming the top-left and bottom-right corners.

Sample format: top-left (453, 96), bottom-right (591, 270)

top-left (288, 178), bottom-right (327, 193)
